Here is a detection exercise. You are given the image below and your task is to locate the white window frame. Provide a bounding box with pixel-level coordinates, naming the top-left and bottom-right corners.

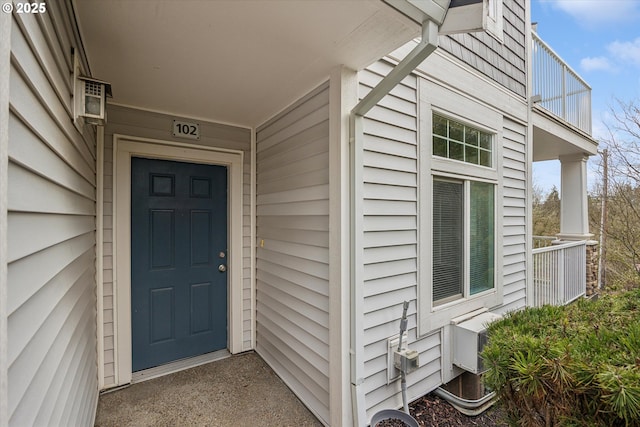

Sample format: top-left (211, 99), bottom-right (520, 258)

top-left (432, 176), bottom-right (497, 307)
top-left (432, 113), bottom-right (495, 170)
top-left (418, 79), bottom-right (504, 334)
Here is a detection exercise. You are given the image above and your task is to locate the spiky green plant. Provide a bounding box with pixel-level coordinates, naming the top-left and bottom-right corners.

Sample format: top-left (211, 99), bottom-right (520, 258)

top-left (482, 289), bottom-right (640, 427)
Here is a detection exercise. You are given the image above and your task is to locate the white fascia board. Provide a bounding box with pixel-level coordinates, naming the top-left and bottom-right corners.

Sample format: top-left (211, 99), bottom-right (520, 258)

top-left (405, 0), bottom-right (450, 23)
top-left (384, 0), bottom-right (450, 25)
top-left (439, 0), bottom-right (485, 35)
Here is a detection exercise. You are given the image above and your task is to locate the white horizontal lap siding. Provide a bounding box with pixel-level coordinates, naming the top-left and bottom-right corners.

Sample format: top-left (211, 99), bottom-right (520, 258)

top-left (496, 118), bottom-right (527, 314)
top-left (7, 6), bottom-right (98, 426)
top-left (255, 83), bottom-right (331, 424)
top-left (101, 105), bottom-right (252, 386)
top-left (365, 333), bottom-right (441, 417)
top-left (359, 65), bottom-right (442, 419)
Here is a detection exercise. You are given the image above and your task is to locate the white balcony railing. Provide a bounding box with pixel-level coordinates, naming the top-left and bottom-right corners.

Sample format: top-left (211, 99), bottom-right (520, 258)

top-left (533, 235), bottom-right (556, 249)
top-left (532, 32), bottom-right (592, 135)
top-left (532, 240), bottom-right (587, 307)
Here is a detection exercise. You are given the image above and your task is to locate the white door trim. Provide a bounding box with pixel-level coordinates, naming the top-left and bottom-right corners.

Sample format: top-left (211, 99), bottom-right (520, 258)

top-left (113, 134), bottom-right (244, 386)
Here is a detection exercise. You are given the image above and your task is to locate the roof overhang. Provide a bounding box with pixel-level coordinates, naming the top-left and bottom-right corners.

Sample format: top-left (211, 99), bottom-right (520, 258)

top-left (385, 0), bottom-right (487, 34)
top-left (532, 106), bottom-right (598, 161)
top-left (74, 0), bottom-right (425, 128)
top-left (383, 0), bottom-right (450, 25)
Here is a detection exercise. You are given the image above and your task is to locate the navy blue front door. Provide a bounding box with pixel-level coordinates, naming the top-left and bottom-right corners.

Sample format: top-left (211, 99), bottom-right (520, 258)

top-left (131, 157), bottom-right (228, 372)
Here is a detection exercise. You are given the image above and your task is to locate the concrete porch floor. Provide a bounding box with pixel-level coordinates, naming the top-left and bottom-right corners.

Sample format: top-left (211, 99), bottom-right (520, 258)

top-left (95, 352), bottom-right (323, 426)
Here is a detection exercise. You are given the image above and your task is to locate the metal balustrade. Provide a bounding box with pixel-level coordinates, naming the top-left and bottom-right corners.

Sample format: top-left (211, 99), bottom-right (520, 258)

top-left (532, 240), bottom-right (587, 307)
top-left (532, 32), bottom-right (592, 135)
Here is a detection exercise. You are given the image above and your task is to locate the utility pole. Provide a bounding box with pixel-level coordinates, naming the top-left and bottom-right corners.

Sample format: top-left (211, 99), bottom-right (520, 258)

top-left (598, 149), bottom-right (608, 290)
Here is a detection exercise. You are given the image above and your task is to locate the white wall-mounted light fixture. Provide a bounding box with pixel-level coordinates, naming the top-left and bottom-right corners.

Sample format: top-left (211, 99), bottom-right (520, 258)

top-left (75, 75), bottom-right (112, 126)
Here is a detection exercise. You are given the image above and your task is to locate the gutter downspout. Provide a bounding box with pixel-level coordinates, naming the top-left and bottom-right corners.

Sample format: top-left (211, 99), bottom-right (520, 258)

top-left (349, 19), bottom-right (439, 427)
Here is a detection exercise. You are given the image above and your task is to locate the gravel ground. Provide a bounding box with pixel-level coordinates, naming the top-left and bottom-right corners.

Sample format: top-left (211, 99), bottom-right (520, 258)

top-left (376, 393), bottom-right (510, 427)
top-left (410, 394), bottom-right (510, 426)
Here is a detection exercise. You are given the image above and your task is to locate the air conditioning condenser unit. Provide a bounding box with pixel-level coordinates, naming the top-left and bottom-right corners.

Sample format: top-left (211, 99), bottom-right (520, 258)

top-left (452, 311), bottom-right (502, 374)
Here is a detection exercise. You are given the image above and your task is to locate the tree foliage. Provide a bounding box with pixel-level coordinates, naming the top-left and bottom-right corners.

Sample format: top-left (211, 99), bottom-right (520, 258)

top-left (532, 185), bottom-right (560, 237)
top-left (592, 99), bottom-right (640, 290)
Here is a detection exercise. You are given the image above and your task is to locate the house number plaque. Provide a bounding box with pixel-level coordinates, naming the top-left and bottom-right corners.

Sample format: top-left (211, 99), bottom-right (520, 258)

top-left (172, 120), bottom-right (200, 140)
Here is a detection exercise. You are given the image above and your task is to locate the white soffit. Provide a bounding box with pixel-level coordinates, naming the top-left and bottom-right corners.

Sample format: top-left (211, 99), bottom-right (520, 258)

top-left (74, 0), bottom-right (419, 127)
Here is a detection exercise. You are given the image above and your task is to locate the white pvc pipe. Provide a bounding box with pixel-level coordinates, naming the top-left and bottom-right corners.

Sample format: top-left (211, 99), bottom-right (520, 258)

top-left (433, 387), bottom-right (497, 417)
top-left (401, 373), bottom-right (409, 414)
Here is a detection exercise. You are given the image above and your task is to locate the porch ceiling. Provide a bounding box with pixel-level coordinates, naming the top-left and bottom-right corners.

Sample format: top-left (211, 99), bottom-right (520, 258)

top-left (75, 0), bottom-right (419, 128)
top-left (532, 107), bottom-right (598, 162)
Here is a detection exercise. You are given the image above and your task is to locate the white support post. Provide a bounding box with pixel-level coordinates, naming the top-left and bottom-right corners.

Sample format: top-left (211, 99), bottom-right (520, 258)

top-left (0, 10), bottom-right (11, 427)
top-left (557, 154), bottom-right (593, 241)
top-left (329, 66), bottom-right (357, 427)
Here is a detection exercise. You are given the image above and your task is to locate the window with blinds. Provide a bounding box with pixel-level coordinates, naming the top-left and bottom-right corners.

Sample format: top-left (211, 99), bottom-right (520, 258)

top-left (432, 178), bottom-right (495, 306)
top-left (433, 179), bottom-right (464, 304)
top-left (420, 103), bottom-right (503, 332)
top-left (470, 181), bottom-right (495, 295)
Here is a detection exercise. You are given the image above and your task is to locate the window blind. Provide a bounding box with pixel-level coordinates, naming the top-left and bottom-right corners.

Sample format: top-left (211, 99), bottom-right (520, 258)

top-left (433, 179), bottom-right (463, 304)
top-left (470, 181), bottom-right (495, 294)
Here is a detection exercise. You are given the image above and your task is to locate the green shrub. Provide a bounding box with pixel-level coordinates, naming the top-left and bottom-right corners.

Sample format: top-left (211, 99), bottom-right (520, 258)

top-left (482, 289), bottom-right (640, 427)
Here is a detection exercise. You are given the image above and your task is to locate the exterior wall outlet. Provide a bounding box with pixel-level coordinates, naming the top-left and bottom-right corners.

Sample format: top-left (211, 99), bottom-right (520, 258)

top-left (386, 332), bottom-right (408, 384)
top-left (394, 348), bottom-right (420, 374)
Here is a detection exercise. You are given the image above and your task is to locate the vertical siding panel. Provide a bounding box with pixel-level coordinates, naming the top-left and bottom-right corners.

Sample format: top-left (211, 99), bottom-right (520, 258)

top-left (255, 83), bottom-right (331, 424)
top-left (101, 104), bottom-right (253, 387)
top-left (7, 2), bottom-right (98, 425)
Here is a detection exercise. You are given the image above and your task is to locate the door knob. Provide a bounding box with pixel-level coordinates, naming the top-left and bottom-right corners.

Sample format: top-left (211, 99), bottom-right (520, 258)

top-left (218, 264), bottom-right (227, 272)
